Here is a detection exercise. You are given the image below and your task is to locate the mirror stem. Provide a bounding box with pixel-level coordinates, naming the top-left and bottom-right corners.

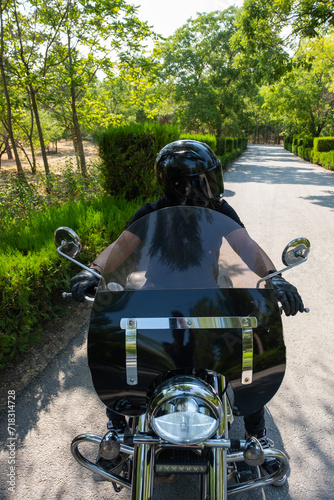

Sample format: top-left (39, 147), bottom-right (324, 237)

top-left (256, 257), bottom-right (308, 288)
top-left (57, 246), bottom-right (105, 283)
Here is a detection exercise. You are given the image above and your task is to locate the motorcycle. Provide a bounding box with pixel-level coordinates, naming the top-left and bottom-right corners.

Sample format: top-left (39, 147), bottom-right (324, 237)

top-left (54, 205), bottom-right (310, 499)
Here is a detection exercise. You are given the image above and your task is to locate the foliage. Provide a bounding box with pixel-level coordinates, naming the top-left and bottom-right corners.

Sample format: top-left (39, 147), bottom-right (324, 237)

top-left (0, 0), bottom-right (159, 175)
top-left (0, 195), bottom-right (143, 370)
top-left (284, 133), bottom-right (334, 170)
top-left (314, 136), bottom-right (334, 152)
top-left (95, 123), bottom-right (180, 200)
top-left (0, 159), bottom-right (104, 232)
top-left (160, 8), bottom-right (254, 136)
top-left (179, 133), bottom-right (217, 152)
top-left (258, 34), bottom-right (334, 138)
top-left (234, 0), bottom-right (334, 83)
top-left (313, 150), bottom-right (334, 170)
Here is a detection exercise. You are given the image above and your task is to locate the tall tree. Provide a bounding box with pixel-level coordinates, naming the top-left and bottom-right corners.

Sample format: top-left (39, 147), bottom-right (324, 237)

top-left (6, 0), bottom-right (71, 175)
top-left (259, 34), bottom-right (334, 136)
top-left (41, 0), bottom-right (156, 175)
top-left (160, 8), bottom-right (254, 136)
top-left (0, 0), bottom-right (24, 176)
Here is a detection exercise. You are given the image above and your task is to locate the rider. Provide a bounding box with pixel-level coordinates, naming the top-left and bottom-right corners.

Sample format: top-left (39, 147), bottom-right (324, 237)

top-left (71, 139), bottom-right (304, 482)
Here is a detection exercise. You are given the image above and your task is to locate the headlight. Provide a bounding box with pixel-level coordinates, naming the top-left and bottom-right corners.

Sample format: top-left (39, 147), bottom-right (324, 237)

top-left (149, 376), bottom-right (223, 445)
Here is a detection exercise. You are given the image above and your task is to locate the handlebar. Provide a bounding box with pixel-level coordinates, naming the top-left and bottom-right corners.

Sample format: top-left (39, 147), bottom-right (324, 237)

top-left (279, 306), bottom-right (310, 314)
top-left (62, 292), bottom-right (94, 303)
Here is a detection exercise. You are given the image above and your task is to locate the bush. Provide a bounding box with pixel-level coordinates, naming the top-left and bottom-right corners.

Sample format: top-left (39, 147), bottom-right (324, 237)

top-left (303, 136), bottom-right (314, 149)
top-left (216, 137), bottom-right (226, 156)
top-left (95, 123), bottom-right (180, 201)
top-left (313, 137), bottom-right (334, 169)
top-left (299, 147), bottom-right (313, 162)
top-left (313, 150), bottom-right (334, 170)
top-left (179, 133), bottom-right (217, 152)
top-left (314, 137), bottom-right (334, 153)
top-left (0, 195), bottom-right (143, 370)
top-left (284, 136), bottom-right (293, 151)
top-left (225, 137), bottom-right (235, 153)
top-left (0, 159), bottom-right (104, 232)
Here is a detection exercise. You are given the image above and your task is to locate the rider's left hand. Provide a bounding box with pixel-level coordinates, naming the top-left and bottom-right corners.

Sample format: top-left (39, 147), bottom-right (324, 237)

top-left (270, 275), bottom-right (304, 316)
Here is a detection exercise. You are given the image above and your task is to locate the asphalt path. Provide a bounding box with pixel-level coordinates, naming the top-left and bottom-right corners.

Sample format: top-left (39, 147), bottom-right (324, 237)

top-left (1, 145), bottom-right (333, 500)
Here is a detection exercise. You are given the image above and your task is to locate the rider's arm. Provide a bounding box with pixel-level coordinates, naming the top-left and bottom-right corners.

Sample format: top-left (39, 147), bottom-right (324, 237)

top-left (90, 230), bottom-right (142, 275)
top-left (225, 228), bottom-right (276, 277)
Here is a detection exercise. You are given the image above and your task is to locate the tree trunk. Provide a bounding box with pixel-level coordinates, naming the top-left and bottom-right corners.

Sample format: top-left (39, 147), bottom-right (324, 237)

top-left (0, 4), bottom-right (24, 177)
top-left (70, 127), bottom-right (80, 170)
top-left (29, 85), bottom-right (50, 175)
top-left (67, 32), bottom-right (87, 176)
top-left (70, 85), bottom-right (87, 176)
top-left (6, 139), bottom-right (13, 159)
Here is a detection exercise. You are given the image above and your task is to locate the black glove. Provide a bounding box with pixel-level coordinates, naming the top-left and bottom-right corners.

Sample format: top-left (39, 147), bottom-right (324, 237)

top-left (270, 274), bottom-right (304, 316)
top-left (70, 269), bottom-right (101, 302)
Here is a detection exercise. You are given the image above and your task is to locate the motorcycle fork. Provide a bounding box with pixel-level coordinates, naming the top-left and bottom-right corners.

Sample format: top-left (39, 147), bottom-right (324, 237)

top-left (201, 375), bottom-right (229, 500)
top-left (131, 413), bottom-right (155, 500)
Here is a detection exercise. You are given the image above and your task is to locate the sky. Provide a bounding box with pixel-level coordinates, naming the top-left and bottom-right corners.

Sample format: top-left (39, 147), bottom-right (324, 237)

top-left (135, 0), bottom-right (244, 38)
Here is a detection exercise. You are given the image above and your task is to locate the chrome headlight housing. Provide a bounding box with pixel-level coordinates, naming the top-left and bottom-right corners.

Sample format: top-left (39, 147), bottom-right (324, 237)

top-left (149, 376), bottom-right (223, 445)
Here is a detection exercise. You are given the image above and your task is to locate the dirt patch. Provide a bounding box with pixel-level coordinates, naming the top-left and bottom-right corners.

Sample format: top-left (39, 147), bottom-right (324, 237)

top-left (0, 301), bottom-right (92, 412)
top-left (0, 139), bottom-right (99, 184)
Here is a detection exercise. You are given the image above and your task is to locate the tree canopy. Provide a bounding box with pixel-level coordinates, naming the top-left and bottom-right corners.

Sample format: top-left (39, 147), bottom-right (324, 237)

top-left (0, 0), bottom-right (333, 176)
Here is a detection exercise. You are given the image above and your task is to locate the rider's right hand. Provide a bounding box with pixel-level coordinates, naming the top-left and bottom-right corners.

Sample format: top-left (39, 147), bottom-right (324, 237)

top-left (70, 269), bottom-right (101, 302)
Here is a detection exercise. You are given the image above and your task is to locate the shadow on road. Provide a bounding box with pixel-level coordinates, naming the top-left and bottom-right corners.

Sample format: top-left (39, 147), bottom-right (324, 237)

top-left (227, 146), bottom-right (334, 192)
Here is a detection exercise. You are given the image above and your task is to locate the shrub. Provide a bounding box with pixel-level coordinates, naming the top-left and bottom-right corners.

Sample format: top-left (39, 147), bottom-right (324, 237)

top-left (179, 133), bottom-right (217, 152)
top-left (299, 147), bottom-right (313, 162)
top-left (284, 136), bottom-right (293, 151)
top-left (303, 136), bottom-right (314, 149)
top-left (216, 137), bottom-right (226, 156)
top-left (225, 137), bottom-right (234, 153)
top-left (95, 123), bottom-right (180, 201)
top-left (0, 195), bottom-right (143, 370)
top-left (313, 150), bottom-right (334, 171)
top-left (0, 159), bottom-right (104, 232)
top-left (314, 137), bottom-right (334, 153)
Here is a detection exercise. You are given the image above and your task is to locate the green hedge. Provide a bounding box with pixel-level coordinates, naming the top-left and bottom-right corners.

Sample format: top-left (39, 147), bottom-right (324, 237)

top-left (314, 137), bottom-right (334, 153)
top-left (179, 133), bottom-right (217, 152)
top-left (313, 150), bottom-right (334, 170)
top-left (0, 195), bottom-right (143, 370)
top-left (95, 123), bottom-right (180, 201)
top-left (284, 135), bottom-right (334, 171)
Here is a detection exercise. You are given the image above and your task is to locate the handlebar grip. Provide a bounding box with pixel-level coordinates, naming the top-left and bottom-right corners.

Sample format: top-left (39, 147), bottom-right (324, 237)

top-left (61, 291), bottom-right (94, 303)
top-left (279, 306), bottom-right (310, 314)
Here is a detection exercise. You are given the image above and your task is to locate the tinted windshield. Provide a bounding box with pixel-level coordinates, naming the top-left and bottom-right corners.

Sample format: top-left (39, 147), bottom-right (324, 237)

top-left (103, 206), bottom-right (273, 290)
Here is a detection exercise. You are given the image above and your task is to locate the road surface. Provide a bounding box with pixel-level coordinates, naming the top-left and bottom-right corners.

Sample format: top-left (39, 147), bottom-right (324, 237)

top-left (1, 145), bottom-right (333, 500)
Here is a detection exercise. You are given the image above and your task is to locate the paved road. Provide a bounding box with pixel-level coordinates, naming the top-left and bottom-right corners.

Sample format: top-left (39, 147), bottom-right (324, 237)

top-left (1, 145), bottom-right (333, 500)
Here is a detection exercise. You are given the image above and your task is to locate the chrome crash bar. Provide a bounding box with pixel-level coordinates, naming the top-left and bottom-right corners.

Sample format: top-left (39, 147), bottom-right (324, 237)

top-left (71, 433), bottom-right (289, 493)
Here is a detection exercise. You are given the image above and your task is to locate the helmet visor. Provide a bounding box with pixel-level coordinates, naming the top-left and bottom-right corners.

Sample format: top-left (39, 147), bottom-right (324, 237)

top-left (187, 165), bottom-right (224, 201)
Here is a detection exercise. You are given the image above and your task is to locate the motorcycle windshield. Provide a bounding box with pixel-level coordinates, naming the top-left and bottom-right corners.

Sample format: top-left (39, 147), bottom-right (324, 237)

top-left (103, 206), bottom-right (274, 290)
top-left (89, 206), bottom-right (284, 417)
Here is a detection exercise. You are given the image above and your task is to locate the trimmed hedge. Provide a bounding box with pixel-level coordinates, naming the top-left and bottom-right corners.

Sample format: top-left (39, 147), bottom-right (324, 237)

top-left (284, 135), bottom-right (334, 171)
top-left (314, 137), bottom-right (334, 153)
top-left (0, 196), bottom-right (143, 370)
top-left (95, 123), bottom-right (180, 201)
top-left (179, 133), bottom-right (217, 152)
top-left (313, 150), bottom-right (334, 170)
top-left (169, 133), bottom-right (247, 171)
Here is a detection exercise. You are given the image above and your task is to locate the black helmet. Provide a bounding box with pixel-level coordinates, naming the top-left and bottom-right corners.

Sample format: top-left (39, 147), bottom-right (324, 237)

top-left (155, 140), bottom-right (224, 205)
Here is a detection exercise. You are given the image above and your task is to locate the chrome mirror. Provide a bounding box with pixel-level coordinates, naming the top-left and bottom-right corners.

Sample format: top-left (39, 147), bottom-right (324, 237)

top-left (54, 226), bottom-right (102, 283)
top-left (257, 236), bottom-right (310, 288)
top-left (282, 237), bottom-right (310, 266)
top-left (54, 227), bottom-right (82, 259)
